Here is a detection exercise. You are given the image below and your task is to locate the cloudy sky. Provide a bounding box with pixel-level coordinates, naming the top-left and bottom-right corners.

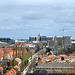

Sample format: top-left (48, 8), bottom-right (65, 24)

top-left (0, 0), bottom-right (75, 39)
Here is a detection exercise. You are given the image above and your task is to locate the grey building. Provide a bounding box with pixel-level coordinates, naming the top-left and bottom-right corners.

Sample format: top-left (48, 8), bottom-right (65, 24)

top-left (48, 40), bottom-right (58, 47)
top-left (29, 37), bottom-right (37, 42)
top-left (48, 36), bottom-right (72, 49)
top-left (36, 64), bottom-right (74, 71)
top-left (54, 36), bottom-right (62, 46)
top-left (46, 37), bottom-right (53, 41)
top-left (29, 34), bottom-right (53, 43)
top-left (63, 36), bottom-right (72, 49)
top-left (29, 34), bottom-right (72, 49)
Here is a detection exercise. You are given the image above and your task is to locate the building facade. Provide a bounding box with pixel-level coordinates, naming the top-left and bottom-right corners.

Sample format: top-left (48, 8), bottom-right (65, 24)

top-left (0, 37), bottom-right (15, 44)
top-left (29, 34), bottom-right (72, 50)
top-left (29, 34), bottom-right (53, 43)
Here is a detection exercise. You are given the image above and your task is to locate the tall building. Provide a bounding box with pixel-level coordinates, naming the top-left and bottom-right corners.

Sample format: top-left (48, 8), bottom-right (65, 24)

top-left (63, 36), bottom-right (72, 49)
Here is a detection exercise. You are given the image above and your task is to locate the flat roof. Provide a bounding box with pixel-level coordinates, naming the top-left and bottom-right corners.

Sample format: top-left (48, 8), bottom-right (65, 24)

top-left (0, 60), bottom-right (10, 63)
top-left (30, 36), bottom-right (36, 37)
top-left (0, 37), bottom-right (14, 39)
top-left (36, 64), bottom-right (74, 69)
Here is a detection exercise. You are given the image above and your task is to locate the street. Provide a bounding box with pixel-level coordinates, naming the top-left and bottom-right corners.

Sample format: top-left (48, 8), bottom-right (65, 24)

top-left (21, 49), bottom-right (46, 75)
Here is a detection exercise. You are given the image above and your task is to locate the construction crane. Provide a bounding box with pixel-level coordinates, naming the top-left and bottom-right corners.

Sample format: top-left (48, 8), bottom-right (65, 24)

top-left (59, 28), bottom-right (73, 49)
top-left (59, 28), bottom-right (72, 36)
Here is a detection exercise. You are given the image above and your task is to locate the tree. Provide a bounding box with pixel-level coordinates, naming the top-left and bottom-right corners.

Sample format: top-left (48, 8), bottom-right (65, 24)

top-left (34, 43), bottom-right (43, 52)
top-left (46, 48), bottom-right (52, 52)
top-left (43, 43), bottom-right (47, 47)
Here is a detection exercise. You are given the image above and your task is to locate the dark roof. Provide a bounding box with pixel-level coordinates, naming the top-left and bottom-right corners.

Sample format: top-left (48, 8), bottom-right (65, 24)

top-left (0, 60), bottom-right (10, 63)
top-left (34, 70), bottom-right (47, 74)
top-left (27, 73), bottom-right (75, 75)
top-left (36, 64), bottom-right (74, 69)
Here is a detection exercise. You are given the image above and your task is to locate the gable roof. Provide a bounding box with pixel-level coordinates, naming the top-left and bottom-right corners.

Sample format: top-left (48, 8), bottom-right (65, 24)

top-left (14, 65), bottom-right (20, 70)
top-left (6, 68), bottom-right (16, 75)
top-left (0, 67), bottom-right (3, 70)
top-left (15, 58), bottom-right (22, 63)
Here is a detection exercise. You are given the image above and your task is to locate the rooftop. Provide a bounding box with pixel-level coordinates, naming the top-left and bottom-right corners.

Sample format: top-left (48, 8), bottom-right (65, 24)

top-left (36, 64), bottom-right (74, 69)
top-left (0, 67), bottom-right (3, 70)
top-left (25, 43), bottom-right (33, 46)
top-left (6, 68), bottom-right (16, 75)
top-left (14, 65), bottom-right (20, 70)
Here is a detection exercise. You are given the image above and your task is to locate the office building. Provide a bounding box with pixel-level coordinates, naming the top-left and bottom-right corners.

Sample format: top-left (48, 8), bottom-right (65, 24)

top-left (29, 34), bottom-right (72, 49)
top-left (29, 34), bottom-right (53, 43)
top-left (0, 37), bottom-right (15, 44)
top-left (29, 36), bottom-right (37, 42)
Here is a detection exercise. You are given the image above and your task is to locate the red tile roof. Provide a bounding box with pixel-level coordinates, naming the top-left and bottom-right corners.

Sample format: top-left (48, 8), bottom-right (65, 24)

top-left (69, 63), bottom-right (75, 66)
top-left (0, 50), bottom-right (4, 57)
top-left (0, 67), bottom-right (3, 70)
top-left (57, 54), bottom-right (67, 57)
top-left (6, 68), bottom-right (16, 75)
top-left (25, 44), bottom-right (33, 46)
top-left (14, 65), bottom-right (20, 70)
top-left (48, 55), bottom-right (55, 58)
top-left (69, 54), bottom-right (75, 56)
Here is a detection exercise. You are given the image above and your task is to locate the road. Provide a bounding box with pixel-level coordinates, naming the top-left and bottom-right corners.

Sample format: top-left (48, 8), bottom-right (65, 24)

top-left (21, 49), bottom-right (46, 75)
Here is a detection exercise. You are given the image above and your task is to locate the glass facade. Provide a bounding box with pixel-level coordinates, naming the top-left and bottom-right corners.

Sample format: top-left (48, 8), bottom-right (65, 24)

top-left (0, 38), bottom-right (15, 44)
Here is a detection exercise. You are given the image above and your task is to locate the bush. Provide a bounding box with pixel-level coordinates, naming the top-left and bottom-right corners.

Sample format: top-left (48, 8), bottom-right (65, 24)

top-left (23, 57), bottom-right (30, 61)
top-left (11, 61), bottom-right (18, 66)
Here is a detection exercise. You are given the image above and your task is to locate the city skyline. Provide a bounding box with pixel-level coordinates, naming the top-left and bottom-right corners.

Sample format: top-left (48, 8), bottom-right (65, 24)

top-left (0, 0), bottom-right (75, 39)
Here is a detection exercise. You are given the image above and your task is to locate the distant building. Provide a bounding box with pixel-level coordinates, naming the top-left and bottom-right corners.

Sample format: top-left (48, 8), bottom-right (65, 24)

top-left (54, 36), bottom-right (62, 46)
top-left (29, 34), bottom-right (72, 50)
top-left (15, 40), bottom-right (25, 44)
top-left (0, 41), bottom-right (8, 48)
top-left (48, 40), bottom-right (58, 47)
top-left (72, 40), bottom-right (75, 44)
top-left (29, 34), bottom-right (53, 43)
top-left (63, 36), bottom-right (72, 49)
top-left (48, 36), bottom-right (72, 49)
top-left (25, 43), bottom-right (35, 48)
top-left (29, 36), bottom-right (37, 42)
top-left (0, 37), bottom-right (15, 44)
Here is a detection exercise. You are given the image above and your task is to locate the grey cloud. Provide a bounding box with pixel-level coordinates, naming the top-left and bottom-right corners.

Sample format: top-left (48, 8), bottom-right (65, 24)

top-left (21, 14), bottom-right (41, 20)
top-left (0, 0), bottom-right (75, 38)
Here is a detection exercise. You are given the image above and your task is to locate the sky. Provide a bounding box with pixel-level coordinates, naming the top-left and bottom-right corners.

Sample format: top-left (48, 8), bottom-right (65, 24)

top-left (0, 0), bottom-right (75, 39)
